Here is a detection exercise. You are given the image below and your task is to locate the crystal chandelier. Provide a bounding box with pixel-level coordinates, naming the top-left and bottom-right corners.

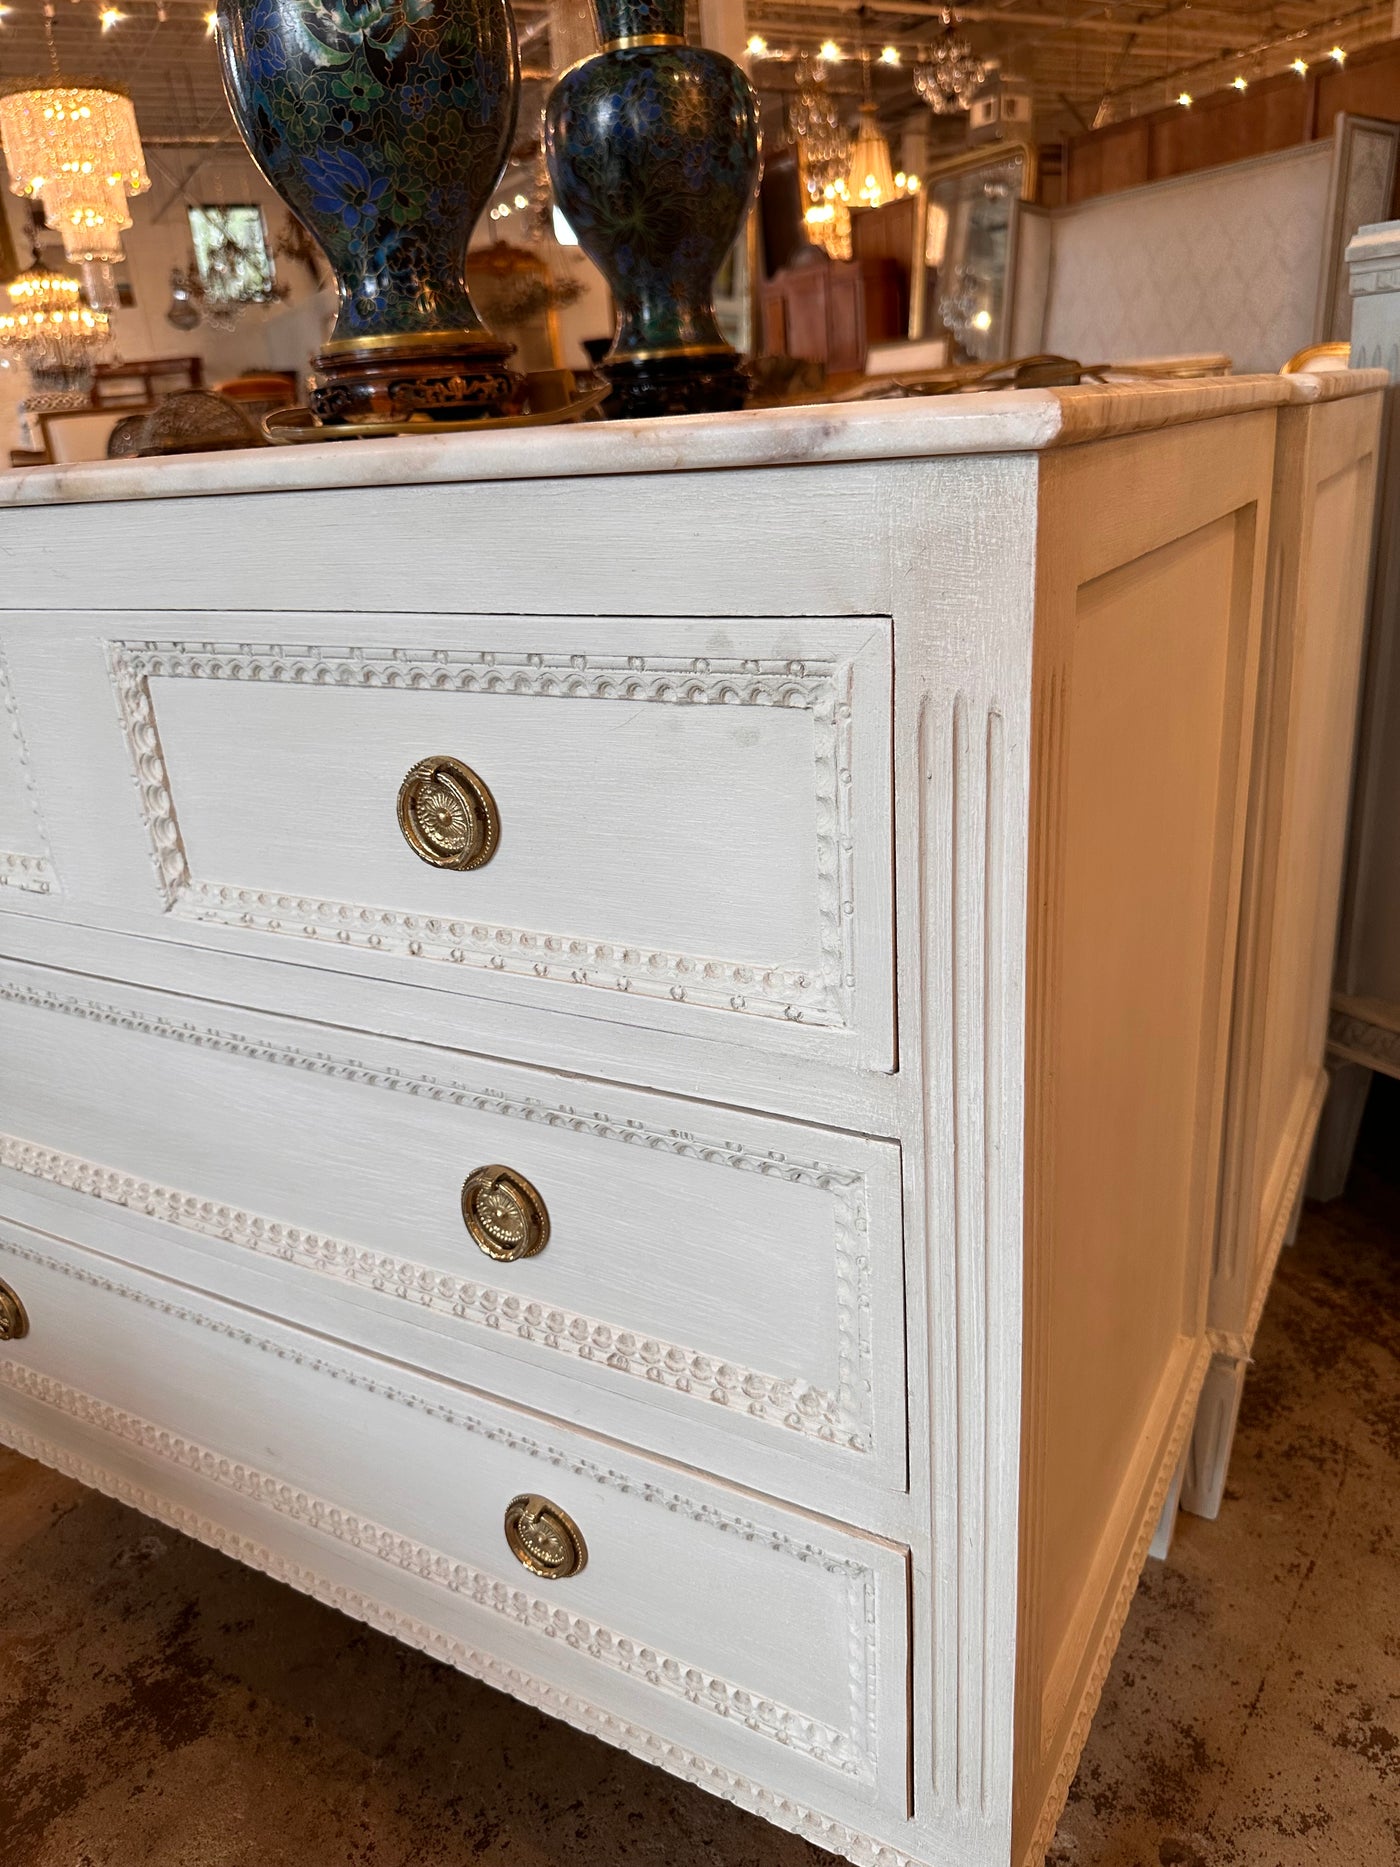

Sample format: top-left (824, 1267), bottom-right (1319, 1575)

top-left (0, 84), bottom-right (149, 261)
top-left (0, 9), bottom-right (150, 304)
top-left (914, 10), bottom-right (986, 114)
top-left (0, 262), bottom-right (109, 392)
top-left (791, 55), bottom-right (852, 259)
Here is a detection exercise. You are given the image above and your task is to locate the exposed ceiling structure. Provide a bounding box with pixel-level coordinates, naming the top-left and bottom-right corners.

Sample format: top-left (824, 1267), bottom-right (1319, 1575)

top-left (0, 0), bottom-right (1394, 160)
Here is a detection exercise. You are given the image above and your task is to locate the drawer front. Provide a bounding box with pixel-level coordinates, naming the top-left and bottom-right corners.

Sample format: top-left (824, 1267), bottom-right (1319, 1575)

top-left (2, 614), bottom-right (894, 1069)
top-left (0, 965), bottom-right (906, 1499)
top-left (0, 1224), bottom-right (911, 1820)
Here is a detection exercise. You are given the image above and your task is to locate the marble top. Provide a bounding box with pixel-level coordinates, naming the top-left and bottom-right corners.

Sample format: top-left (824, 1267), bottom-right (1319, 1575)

top-left (0, 370), bottom-right (1382, 510)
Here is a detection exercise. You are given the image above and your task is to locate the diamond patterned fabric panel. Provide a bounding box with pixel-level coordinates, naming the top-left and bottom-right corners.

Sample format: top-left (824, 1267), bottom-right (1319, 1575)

top-left (1043, 144), bottom-right (1332, 374)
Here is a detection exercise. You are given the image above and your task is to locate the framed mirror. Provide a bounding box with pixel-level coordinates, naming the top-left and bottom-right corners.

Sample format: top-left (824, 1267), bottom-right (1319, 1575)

top-left (909, 143), bottom-right (1038, 361)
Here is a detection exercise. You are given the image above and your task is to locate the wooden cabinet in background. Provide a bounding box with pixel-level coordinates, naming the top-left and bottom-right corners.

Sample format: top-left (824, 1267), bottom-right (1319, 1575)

top-left (760, 252), bottom-right (905, 373)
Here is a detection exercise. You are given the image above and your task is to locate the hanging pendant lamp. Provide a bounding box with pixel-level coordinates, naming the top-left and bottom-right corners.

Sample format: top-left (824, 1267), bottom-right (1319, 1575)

top-left (845, 49), bottom-right (895, 208)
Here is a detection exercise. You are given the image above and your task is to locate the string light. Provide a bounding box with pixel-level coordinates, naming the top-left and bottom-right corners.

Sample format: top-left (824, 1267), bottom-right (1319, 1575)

top-left (1291, 56), bottom-right (1308, 74)
top-left (1177, 90), bottom-right (1192, 106)
top-left (745, 33), bottom-right (767, 56)
top-left (880, 45), bottom-right (900, 65)
top-left (1330, 45), bottom-right (1346, 63)
top-left (1232, 74), bottom-right (1248, 91)
top-left (99, 7), bottom-right (124, 29)
top-left (205, 9), bottom-right (218, 32)
top-left (819, 39), bottom-right (842, 62)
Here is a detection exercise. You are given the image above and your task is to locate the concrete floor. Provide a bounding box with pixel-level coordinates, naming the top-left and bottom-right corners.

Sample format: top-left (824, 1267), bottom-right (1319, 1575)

top-left (1, 1137), bottom-right (1397, 1866)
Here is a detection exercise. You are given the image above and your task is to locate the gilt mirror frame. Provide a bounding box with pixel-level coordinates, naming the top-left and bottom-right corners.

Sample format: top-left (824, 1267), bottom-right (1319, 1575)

top-left (909, 141), bottom-right (1040, 347)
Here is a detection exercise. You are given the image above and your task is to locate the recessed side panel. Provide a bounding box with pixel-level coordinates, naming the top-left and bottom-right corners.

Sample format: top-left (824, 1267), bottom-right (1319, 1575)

top-left (1015, 412), bottom-right (1274, 1866)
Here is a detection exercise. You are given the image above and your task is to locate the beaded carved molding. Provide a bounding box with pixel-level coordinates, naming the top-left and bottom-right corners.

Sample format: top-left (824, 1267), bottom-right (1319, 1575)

top-left (0, 1230), bottom-right (884, 1787)
top-left (0, 648), bottom-right (56, 896)
top-left (0, 977), bottom-right (878, 1455)
top-left (108, 639), bottom-right (861, 1029)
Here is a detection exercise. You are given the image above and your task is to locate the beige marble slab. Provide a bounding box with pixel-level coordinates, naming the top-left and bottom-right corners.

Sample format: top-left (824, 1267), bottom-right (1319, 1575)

top-left (0, 372), bottom-right (1332, 510)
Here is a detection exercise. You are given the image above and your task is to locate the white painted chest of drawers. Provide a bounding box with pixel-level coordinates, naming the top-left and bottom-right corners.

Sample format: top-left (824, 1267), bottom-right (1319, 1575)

top-left (0, 380), bottom-right (1302, 1866)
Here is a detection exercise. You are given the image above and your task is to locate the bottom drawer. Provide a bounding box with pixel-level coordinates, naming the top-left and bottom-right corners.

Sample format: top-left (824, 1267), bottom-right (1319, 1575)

top-left (0, 1221), bottom-right (910, 1823)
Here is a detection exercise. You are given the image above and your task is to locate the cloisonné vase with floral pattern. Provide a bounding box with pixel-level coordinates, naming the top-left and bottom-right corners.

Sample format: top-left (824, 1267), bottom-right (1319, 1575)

top-left (544, 0), bottom-right (760, 418)
top-left (216, 0), bottom-right (521, 422)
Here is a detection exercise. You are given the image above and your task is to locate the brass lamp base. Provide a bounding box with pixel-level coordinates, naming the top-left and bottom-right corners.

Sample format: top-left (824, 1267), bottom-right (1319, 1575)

top-left (308, 332), bottom-right (525, 426)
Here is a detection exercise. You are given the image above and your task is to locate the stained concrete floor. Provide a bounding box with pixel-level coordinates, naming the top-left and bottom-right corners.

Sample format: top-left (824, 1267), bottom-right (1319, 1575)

top-left (1, 1109), bottom-right (1397, 1867)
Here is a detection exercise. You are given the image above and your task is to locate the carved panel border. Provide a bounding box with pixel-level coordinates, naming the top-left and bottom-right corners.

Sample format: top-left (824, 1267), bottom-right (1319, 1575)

top-left (0, 647), bottom-right (56, 895)
top-left (108, 639), bottom-right (860, 1028)
top-left (0, 1229), bottom-right (882, 1785)
top-left (0, 977), bottom-right (875, 1452)
top-left (1328, 1004), bottom-right (1400, 1079)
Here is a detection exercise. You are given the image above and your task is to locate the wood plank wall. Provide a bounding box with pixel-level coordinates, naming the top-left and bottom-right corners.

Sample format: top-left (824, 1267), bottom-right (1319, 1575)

top-left (1059, 35), bottom-right (1400, 207)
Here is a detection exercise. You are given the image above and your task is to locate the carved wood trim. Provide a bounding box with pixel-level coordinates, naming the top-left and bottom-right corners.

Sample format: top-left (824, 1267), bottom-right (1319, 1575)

top-left (0, 648), bottom-right (56, 895)
top-left (0, 977), bottom-right (876, 1451)
top-left (1328, 1002), bottom-right (1400, 1080)
top-left (0, 1228), bottom-right (886, 1782)
top-left (107, 639), bottom-right (861, 1028)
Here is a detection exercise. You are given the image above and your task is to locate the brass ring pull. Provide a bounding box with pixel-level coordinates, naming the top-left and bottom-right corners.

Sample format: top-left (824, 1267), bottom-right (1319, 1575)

top-left (397, 754), bottom-right (500, 871)
top-left (461, 1164), bottom-right (550, 1262)
top-left (0, 1279), bottom-right (29, 1342)
top-left (504, 1493), bottom-right (587, 1579)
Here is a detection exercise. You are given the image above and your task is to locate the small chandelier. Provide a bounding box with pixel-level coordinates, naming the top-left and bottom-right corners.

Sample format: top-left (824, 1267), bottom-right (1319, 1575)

top-left (0, 262), bottom-right (110, 390)
top-left (845, 49), bottom-right (896, 208)
top-left (0, 8), bottom-right (150, 304)
top-left (914, 11), bottom-right (986, 115)
top-left (846, 102), bottom-right (896, 207)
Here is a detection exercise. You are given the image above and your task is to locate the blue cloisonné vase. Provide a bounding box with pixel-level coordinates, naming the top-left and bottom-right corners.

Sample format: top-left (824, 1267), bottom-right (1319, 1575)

top-left (544, 0), bottom-right (761, 418)
top-left (216, 0), bottom-right (522, 422)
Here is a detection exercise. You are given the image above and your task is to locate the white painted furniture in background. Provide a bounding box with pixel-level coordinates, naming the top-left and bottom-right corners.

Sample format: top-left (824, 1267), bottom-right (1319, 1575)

top-left (1313, 222), bottom-right (1400, 1193)
top-left (1183, 372), bottom-right (1383, 1518)
top-left (0, 381), bottom-right (1298, 1866)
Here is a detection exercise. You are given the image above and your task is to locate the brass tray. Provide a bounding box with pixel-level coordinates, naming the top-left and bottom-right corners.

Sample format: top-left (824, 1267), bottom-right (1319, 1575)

top-left (263, 381), bottom-right (609, 443)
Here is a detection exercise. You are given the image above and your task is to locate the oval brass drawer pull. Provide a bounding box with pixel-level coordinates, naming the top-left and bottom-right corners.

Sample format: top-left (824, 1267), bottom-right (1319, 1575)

top-left (0, 1279), bottom-right (29, 1342)
top-left (504, 1493), bottom-right (587, 1579)
top-left (461, 1164), bottom-right (550, 1262)
top-left (396, 754), bottom-right (500, 871)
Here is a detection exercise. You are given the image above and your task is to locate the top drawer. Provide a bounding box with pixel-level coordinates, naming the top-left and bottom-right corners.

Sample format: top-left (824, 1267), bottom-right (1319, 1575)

top-left (0, 614), bottom-right (894, 1070)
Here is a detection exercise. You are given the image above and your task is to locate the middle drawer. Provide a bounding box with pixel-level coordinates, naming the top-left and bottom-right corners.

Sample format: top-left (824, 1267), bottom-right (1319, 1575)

top-left (0, 962), bottom-right (906, 1506)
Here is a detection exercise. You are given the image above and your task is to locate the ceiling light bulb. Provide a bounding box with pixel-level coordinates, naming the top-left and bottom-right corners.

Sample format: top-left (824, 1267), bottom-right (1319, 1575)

top-left (880, 46), bottom-right (900, 65)
top-left (819, 40), bottom-right (842, 62)
top-left (745, 34), bottom-right (767, 56)
top-left (1177, 91), bottom-right (1192, 107)
top-left (99, 7), bottom-right (124, 28)
top-left (1330, 45), bottom-right (1346, 63)
top-left (1232, 75), bottom-right (1248, 91)
top-left (1291, 57), bottom-right (1308, 75)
